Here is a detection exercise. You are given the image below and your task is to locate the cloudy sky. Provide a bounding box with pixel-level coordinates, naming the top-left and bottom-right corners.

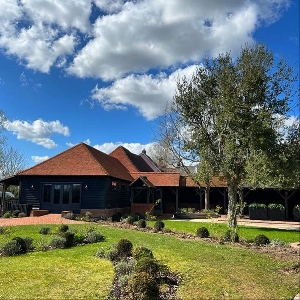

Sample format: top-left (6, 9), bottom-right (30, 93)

top-left (0, 0), bottom-right (299, 167)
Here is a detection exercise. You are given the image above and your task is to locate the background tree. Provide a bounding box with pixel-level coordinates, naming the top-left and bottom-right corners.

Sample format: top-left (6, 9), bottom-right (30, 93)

top-left (170, 43), bottom-right (298, 237)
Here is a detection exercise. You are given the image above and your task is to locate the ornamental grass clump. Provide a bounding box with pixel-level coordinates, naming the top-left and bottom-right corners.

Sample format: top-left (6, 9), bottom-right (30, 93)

top-left (196, 227), bottom-right (209, 238)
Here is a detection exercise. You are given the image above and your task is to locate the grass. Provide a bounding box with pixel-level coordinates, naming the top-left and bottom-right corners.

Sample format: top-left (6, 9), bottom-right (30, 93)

top-left (0, 223), bottom-right (299, 299)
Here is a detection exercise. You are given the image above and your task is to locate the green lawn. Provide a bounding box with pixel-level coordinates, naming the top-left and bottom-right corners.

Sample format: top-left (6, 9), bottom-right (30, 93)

top-left (0, 223), bottom-right (299, 300)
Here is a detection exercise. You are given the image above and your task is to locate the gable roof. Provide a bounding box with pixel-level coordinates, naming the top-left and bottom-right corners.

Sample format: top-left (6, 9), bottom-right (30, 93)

top-left (109, 146), bottom-right (157, 172)
top-left (131, 172), bottom-right (181, 187)
top-left (17, 143), bottom-right (133, 182)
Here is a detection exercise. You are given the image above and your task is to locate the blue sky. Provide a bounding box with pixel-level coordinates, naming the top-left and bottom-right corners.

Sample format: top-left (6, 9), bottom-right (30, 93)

top-left (0, 0), bottom-right (299, 168)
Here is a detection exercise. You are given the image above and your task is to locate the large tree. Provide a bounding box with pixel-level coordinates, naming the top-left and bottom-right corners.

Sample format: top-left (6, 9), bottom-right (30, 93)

top-left (171, 43), bottom-right (298, 236)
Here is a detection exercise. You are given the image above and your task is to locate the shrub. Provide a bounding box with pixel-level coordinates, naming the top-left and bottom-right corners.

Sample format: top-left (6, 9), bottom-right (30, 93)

top-left (154, 220), bottom-right (165, 231)
top-left (126, 216), bottom-right (135, 225)
top-left (23, 237), bottom-right (34, 251)
top-left (105, 248), bottom-right (119, 262)
top-left (111, 212), bottom-right (123, 222)
top-left (196, 227), bottom-right (209, 238)
top-left (126, 271), bottom-right (159, 300)
top-left (135, 257), bottom-right (160, 277)
top-left (63, 231), bottom-right (75, 247)
top-left (0, 240), bottom-right (21, 256)
top-left (115, 259), bottom-right (136, 276)
top-left (12, 210), bottom-right (20, 218)
top-left (63, 212), bottom-right (75, 220)
top-left (3, 211), bottom-right (11, 218)
top-left (0, 226), bottom-right (7, 234)
top-left (57, 224), bottom-right (69, 233)
top-left (50, 236), bottom-right (66, 249)
top-left (84, 211), bottom-right (93, 221)
top-left (74, 232), bottom-right (85, 244)
top-left (39, 227), bottom-right (51, 235)
top-left (18, 212), bottom-right (27, 218)
top-left (248, 203), bottom-right (267, 209)
top-left (223, 230), bottom-right (239, 242)
top-left (137, 219), bottom-right (147, 228)
top-left (268, 203), bottom-right (285, 211)
top-left (12, 237), bottom-right (28, 254)
top-left (116, 238), bottom-right (133, 258)
top-left (95, 247), bottom-right (106, 258)
top-left (132, 246), bottom-right (154, 261)
top-left (84, 231), bottom-right (105, 244)
top-left (254, 234), bottom-right (270, 246)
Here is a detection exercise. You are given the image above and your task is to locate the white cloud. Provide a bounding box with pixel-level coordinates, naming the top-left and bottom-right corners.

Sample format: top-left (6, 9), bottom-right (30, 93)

top-left (4, 119), bottom-right (70, 149)
top-left (31, 155), bottom-right (49, 164)
top-left (93, 142), bottom-right (155, 154)
top-left (91, 65), bottom-right (198, 120)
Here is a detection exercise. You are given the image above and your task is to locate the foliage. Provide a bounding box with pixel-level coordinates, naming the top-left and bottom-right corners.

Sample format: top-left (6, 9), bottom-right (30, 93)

top-left (50, 236), bottom-right (66, 249)
top-left (111, 212), bottom-right (123, 222)
top-left (56, 224), bottom-right (69, 233)
top-left (3, 211), bottom-right (11, 218)
top-left (73, 232), bottom-right (85, 244)
top-left (254, 234), bottom-right (270, 246)
top-left (126, 272), bottom-right (159, 300)
top-left (0, 240), bottom-right (21, 256)
top-left (125, 216), bottom-right (135, 225)
top-left (114, 259), bottom-right (136, 277)
top-left (0, 226), bottom-right (8, 234)
top-left (39, 227), bottom-right (51, 235)
top-left (223, 230), bottom-right (239, 243)
top-left (116, 239), bottom-right (133, 258)
top-left (145, 211), bottom-right (156, 221)
top-left (153, 220), bottom-right (165, 231)
top-left (18, 212), bottom-right (27, 218)
top-left (248, 203), bottom-right (267, 209)
top-left (294, 205), bottom-right (300, 212)
top-left (62, 231), bottom-right (75, 248)
top-left (12, 210), bottom-right (20, 218)
top-left (12, 237), bottom-right (28, 254)
top-left (196, 227), bottom-right (209, 238)
top-left (84, 231), bottom-right (105, 244)
top-left (84, 211), bottom-right (93, 221)
top-left (160, 43), bottom-right (299, 232)
top-left (134, 257), bottom-right (160, 277)
top-left (63, 213), bottom-right (75, 220)
top-left (132, 246), bottom-right (154, 260)
top-left (105, 247), bottom-right (119, 262)
top-left (268, 203), bottom-right (285, 211)
top-left (137, 219), bottom-right (147, 228)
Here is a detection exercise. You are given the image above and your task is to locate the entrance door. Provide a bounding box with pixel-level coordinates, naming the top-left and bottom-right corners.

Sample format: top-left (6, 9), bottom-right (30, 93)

top-left (52, 184), bottom-right (72, 213)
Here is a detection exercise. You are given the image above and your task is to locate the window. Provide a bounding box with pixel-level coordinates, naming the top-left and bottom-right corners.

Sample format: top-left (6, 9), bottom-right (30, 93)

top-left (43, 184), bottom-right (51, 203)
top-left (53, 185), bottom-right (60, 204)
top-left (63, 184), bottom-right (71, 204)
top-left (72, 184), bottom-right (81, 203)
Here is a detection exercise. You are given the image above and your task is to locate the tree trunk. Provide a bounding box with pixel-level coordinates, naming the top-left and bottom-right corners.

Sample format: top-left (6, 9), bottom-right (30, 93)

top-left (227, 182), bottom-right (238, 229)
top-left (205, 185), bottom-right (210, 210)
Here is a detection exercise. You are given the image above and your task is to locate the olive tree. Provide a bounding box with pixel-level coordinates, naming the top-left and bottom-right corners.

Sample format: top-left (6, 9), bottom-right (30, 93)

top-left (171, 43), bottom-right (298, 235)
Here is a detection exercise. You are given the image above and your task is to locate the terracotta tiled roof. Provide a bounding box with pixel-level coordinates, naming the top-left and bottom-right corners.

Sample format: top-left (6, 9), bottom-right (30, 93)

top-left (18, 143), bottom-right (133, 182)
top-left (184, 175), bottom-right (227, 187)
top-left (109, 146), bottom-right (155, 172)
top-left (131, 172), bottom-right (181, 187)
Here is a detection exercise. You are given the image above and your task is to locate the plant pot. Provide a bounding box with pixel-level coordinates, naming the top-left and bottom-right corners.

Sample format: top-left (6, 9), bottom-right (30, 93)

top-left (293, 208), bottom-right (300, 222)
top-left (249, 208), bottom-right (268, 220)
top-left (268, 209), bottom-right (285, 221)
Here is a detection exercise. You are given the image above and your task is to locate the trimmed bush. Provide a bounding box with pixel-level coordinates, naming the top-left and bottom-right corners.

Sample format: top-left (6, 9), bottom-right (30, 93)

top-left (196, 227), bottom-right (209, 238)
top-left (254, 234), bottom-right (270, 246)
top-left (127, 271), bottom-right (159, 300)
top-left (154, 220), bottom-right (165, 231)
top-left (63, 231), bottom-right (75, 247)
top-left (50, 237), bottom-right (66, 249)
top-left (39, 227), bottom-right (51, 235)
top-left (116, 239), bottom-right (133, 258)
top-left (12, 237), bottom-right (27, 254)
top-left (0, 240), bottom-right (21, 256)
top-left (135, 257), bottom-right (160, 277)
top-left (132, 246), bottom-right (154, 261)
top-left (111, 212), bottom-right (123, 222)
top-left (23, 237), bottom-right (34, 251)
top-left (137, 219), bottom-right (147, 228)
top-left (223, 230), bottom-right (239, 242)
